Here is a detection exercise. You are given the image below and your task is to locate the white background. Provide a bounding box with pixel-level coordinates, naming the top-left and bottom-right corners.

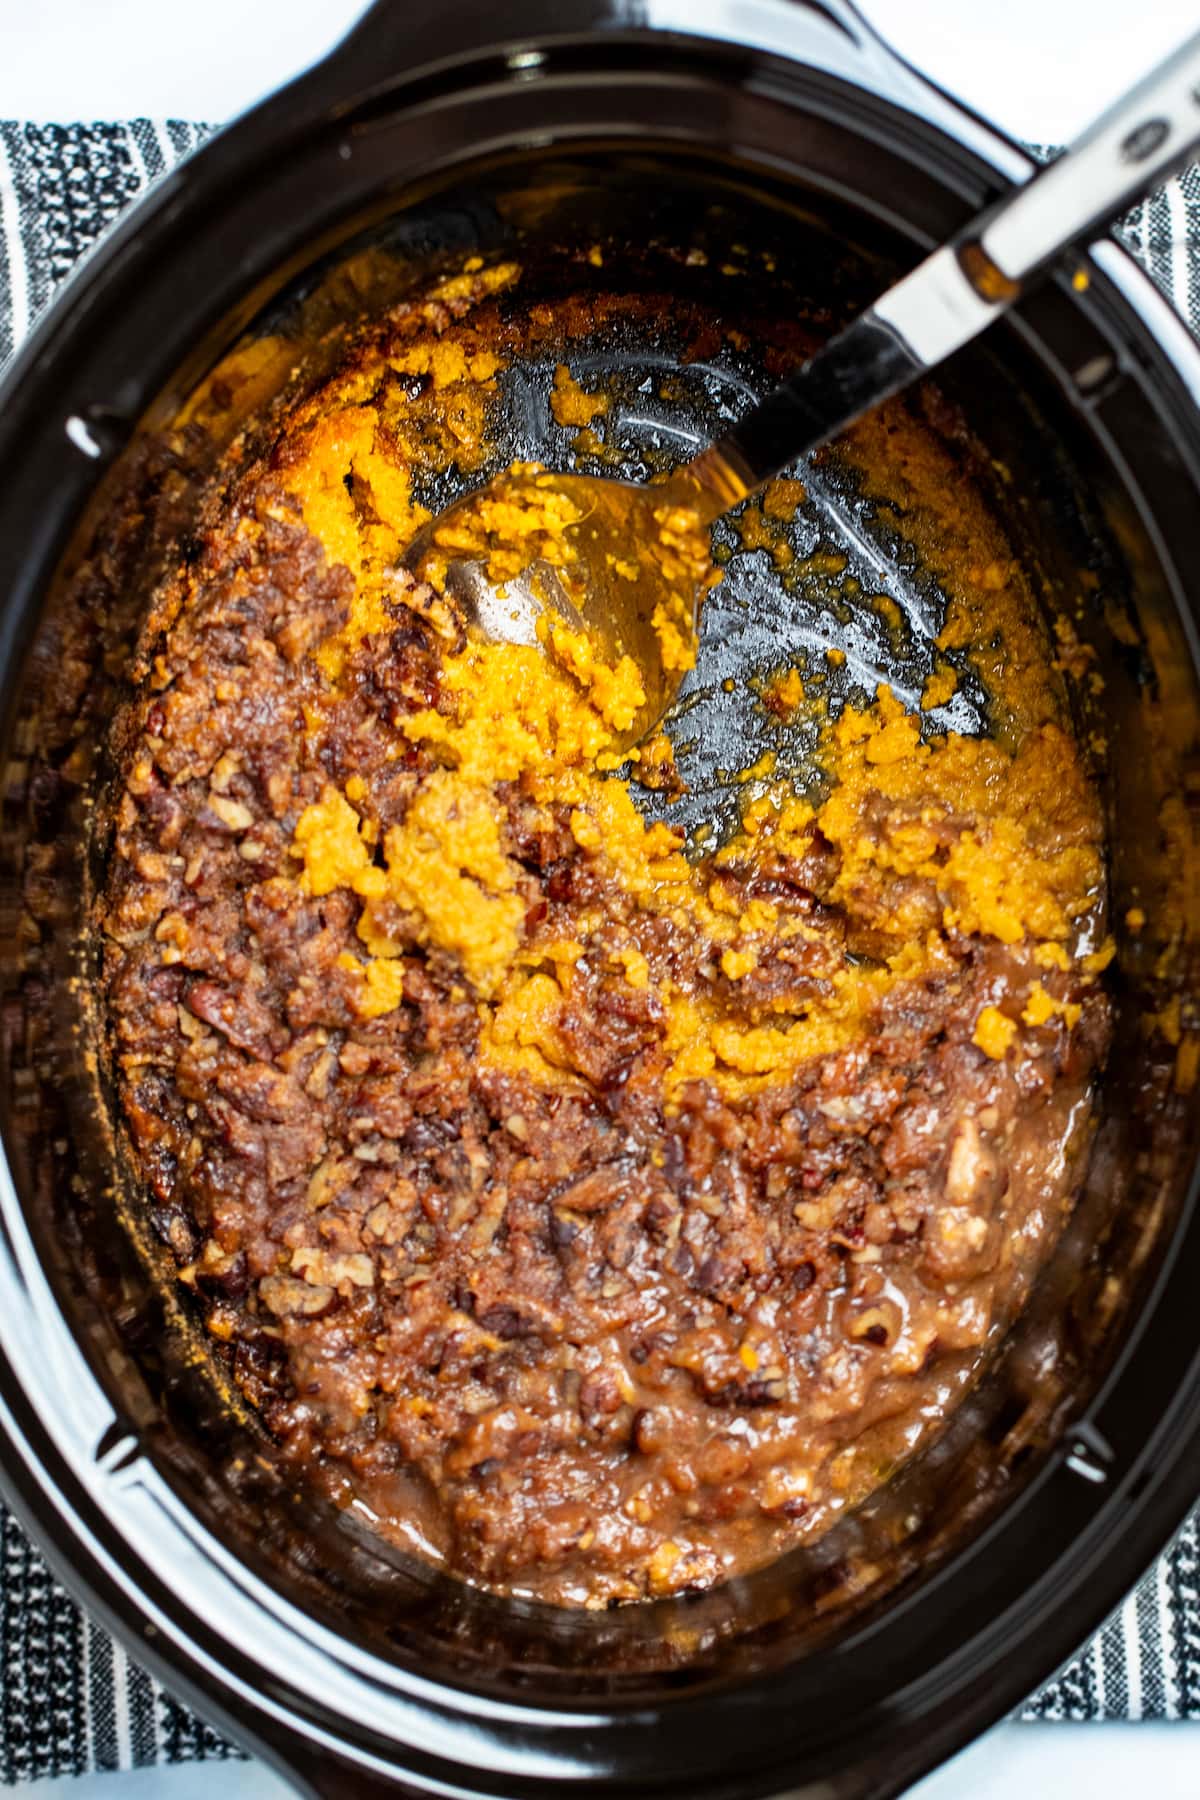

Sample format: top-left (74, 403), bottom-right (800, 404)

top-left (0, 0), bottom-right (1196, 137)
top-left (2, 1), bottom-right (1198, 1795)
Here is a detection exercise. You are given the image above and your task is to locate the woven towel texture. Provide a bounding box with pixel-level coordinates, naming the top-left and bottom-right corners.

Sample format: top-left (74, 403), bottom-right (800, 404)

top-left (0, 118), bottom-right (1197, 1782)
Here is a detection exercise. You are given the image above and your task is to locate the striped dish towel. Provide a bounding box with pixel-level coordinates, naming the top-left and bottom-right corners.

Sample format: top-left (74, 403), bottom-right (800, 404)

top-left (0, 119), bottom-right (1197, 1782)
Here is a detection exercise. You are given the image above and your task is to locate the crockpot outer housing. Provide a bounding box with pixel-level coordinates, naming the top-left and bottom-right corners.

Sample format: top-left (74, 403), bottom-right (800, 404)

top-left (0, 2), bottom-right (1198, 1796)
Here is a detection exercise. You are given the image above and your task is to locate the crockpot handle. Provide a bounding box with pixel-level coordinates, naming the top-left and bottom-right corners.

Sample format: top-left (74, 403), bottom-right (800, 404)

top-left (308, 0), bottom-right (963, 132)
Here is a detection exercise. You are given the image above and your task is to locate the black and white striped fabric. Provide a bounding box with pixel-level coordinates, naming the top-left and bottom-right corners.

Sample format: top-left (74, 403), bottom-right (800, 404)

top-left (0, 122), bottom-right (210, 368)
top-left (0, 119), bottom-right (1197, 1781)
top-left (1117, 160), bottom-right (1200, 328)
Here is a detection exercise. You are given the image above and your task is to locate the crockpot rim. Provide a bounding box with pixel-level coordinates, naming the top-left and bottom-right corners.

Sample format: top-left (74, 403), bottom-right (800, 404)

top-left (0, 6), bottom-right (1198, 1796)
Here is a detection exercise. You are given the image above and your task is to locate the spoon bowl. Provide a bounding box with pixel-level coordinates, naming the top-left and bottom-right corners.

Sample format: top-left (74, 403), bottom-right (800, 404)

top-left (404, 462), bottom-right (726, 748)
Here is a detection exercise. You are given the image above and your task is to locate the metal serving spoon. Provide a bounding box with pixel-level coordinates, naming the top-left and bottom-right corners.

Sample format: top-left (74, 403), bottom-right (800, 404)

top-left (406, 28), bottom-right (1200, 749)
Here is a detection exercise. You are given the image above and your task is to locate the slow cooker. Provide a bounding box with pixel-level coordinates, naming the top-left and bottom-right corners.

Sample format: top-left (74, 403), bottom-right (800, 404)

top-left (0, 1), bottom-right (1196, 1794)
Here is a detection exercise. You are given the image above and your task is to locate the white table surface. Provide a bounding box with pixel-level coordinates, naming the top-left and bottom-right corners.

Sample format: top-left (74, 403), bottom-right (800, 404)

top-left (4, 2), bottom-right (1198, 1794)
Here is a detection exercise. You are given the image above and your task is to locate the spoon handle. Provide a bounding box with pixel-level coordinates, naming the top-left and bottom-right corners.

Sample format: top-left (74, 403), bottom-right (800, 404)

top-left (688, 26), bottom-right (1200, 515)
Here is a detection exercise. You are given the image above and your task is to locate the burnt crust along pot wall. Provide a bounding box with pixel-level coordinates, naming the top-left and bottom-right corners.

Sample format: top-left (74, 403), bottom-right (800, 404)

top-left (0, 24), bottom-right (1196, 1800)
